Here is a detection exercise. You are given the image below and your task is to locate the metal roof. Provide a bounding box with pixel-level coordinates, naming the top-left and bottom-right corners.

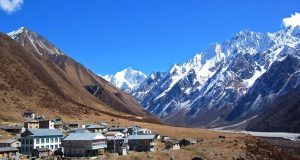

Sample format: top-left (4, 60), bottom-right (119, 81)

top-left (127, 134), bottom-right (155, 140)
top-left (0, 147), bottom-right (19, 152)
top-left (74, 128), bottom-right (91, 133)
top-left (0, 139), bottom-right (19, 144)
top-left (109, 127), bottom-right (126, 130)
top-left (106, 136), bottom-right (125, 140)
top-left (0, 125), bottom-right (23, 130)
top-left (86, 125), bottom-right (106, 129)
top-left (63, 132), bottom-right (105, 141)
top-left (27, 129), bottom-right (63, 137)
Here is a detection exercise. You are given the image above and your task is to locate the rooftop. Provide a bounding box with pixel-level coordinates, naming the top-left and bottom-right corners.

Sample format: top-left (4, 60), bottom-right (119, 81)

top-left (0, 125), bottom-right (23, 130)
top-left (64, 132), bottom-right (105, 141)
top-left (127, 134), bottom-right (155, 140)
top-left (86, 124), bottom-right (106, 129)
top-left (0, 138), bottom-right (19, 144)
top-left (0, 147), bottom-right (19, 152)
top-left (25, 129), bottom-right (63, 137)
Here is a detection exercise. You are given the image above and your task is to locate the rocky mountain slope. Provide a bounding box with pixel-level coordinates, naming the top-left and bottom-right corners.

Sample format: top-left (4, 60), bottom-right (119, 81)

top-left (131, 26), bottom-right (300, 130)
top-left (101, 67), bottom-right (147, 93)
top-left (1, 28), bottom-right (157, 122)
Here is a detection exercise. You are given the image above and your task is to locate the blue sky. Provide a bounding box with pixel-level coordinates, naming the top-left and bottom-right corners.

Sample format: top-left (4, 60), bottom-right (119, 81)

top-left (1, 0), bottom-right (299, 75)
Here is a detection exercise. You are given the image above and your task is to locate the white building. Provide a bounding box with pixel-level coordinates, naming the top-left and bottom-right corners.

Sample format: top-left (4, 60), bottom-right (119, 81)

top-left (20, 129), bottom-right (63, 154)
top-left (136, 128), bottom-right (151, 135)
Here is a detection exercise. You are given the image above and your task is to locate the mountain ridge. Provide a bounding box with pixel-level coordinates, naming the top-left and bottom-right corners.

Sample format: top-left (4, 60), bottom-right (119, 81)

top-left (101, 67), bottom-right (147, 93)
top-left (127, 26), bottom-right (300, 131)
top-left (3, 27), bottom-right (158, 123)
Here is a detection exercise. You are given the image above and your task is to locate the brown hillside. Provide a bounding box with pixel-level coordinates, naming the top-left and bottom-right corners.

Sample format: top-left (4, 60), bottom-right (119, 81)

top-left (8, 27), bottom-right (149, 117)
top-left (0, 33), bottom-right (157, 123)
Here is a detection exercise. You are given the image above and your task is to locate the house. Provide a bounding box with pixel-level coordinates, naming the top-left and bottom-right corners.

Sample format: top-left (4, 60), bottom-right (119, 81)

top-left (161, 136), bottom-right (170, 142)
top-left (20, 129), bottom-right (64, 154)
top-left (179, 139), bottom-right (196, 147)
top-left (127, 134), bottom-right (155, 152)
top-left (73, 128), bottom-right (91, 133)
top-left (36, 115), bottom-right (46, 121)
top-left (23, 111), bottom-right (36, 119)
top-left (53, 117), bottom-right (63, 129)
top-left (106, 136), bottom-right (127, 155)
top-left (39, 120), bottom-right (55, 129)
top-left (0, 139), bottom-right (21, 149)
top-left (108, 127), bottom-right (127, 133)
top-left (31, 148), bottom-right (51, 159)
top-left (24, 119), bottom-right (39, 129)
top-left (64, 123), bottom-right (80, 130)
top-left (104, 132), bottom-right (125, 139)
top-left (126, 126), bottom-right (141, 135)
top-left (62, 132), bottom-right (107, 157)
top-left (165, 139), bottom-right (180, 150)
top-left (0, 147), bottom-right (20, 159)
top-left (0, 125), bottom-right (24, 135)
top-left (136, 128), bottom-right (151, 135)
top-left (86, 124), bottom-right (107, 133)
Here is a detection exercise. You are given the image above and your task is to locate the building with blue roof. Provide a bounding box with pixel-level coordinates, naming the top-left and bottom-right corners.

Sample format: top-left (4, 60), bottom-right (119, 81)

top-left (62, 132), bottom-right (107, 157)
top-left (20, 129), bottom-right (63, 154)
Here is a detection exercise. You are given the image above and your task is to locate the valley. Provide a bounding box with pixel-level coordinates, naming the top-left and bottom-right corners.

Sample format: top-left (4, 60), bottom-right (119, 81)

top-left (1, 15), bottom-right (300, 160)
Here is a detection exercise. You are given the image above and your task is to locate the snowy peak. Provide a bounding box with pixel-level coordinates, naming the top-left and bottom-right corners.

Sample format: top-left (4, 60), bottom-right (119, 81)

top-left (132, 26), bottom-right (300, 127)
top-left (7, 27), bottom-right (64, 57)
top-left (101, 67), bottom-right (147, 93)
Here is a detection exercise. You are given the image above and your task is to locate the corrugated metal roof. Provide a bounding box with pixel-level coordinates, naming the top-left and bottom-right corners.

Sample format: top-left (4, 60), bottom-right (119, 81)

top-left (106, 137), bottom-right (125, 140)
top-left (0, 125), bottom-right (23, 130)
top-left (74, 128), bottom-right (91, 133)
top-left (86, 125), bottom-right (106, 129)
top-left (127, 134), bottom-right (155, 140)
top-left (63, 132), bottom-right (105, 141)
top-left (0, 147), bottom-right (18, 152)
top-left (0, 139), bottom-right (18, 144)
top-left (27, 129), bottom-right (63, 137)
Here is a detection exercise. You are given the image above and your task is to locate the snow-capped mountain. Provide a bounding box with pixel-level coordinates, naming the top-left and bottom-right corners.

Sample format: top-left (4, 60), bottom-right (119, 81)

top-left (8, 27), bottom-right (64, 57)
top-left (6, 27), bottom-right (150, 117)
top-left (101, 67), bottom-right (147, 93)
top-left (133, 26), bottom-right (300, 128)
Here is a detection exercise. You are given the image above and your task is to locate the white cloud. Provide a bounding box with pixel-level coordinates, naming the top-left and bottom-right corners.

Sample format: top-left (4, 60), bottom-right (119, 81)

top-left (0, 0), bottom-right (23, 14)
top-left (282, 12), bottom-right (300, 28)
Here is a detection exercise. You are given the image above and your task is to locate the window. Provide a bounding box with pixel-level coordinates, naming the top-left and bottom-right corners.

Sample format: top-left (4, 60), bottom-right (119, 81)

top-left (46, 138), bottom-right (49, 143)
top-left (30, 139), bottom-right (33, 144)
top-left (26, 139), bottom-right (29, 144)
top-left (55, 138), bottom-right (58, 142)
top-left (36, 139), bottom-right (40, 144)
top-left (41, 146), bottom-right (44, 148)
top-left (50, 145), bottom-right (54, 149)
top-left (46, 145), bottom-right (49, 149)
top-left (50, 138), bottom-right (53, 143)
top-left (41, 139), bottom-right (45, 144)
top-left (55, 145), bottom-right (58, 149)
top-left (22, 139), bottom-right (26, 144)
top-left (36, 146), bottom-right (39, 149)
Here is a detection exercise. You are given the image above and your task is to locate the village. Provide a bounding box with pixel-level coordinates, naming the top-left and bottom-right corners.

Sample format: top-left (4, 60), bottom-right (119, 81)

top-left (0, 111), bottom-right (200, 159)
